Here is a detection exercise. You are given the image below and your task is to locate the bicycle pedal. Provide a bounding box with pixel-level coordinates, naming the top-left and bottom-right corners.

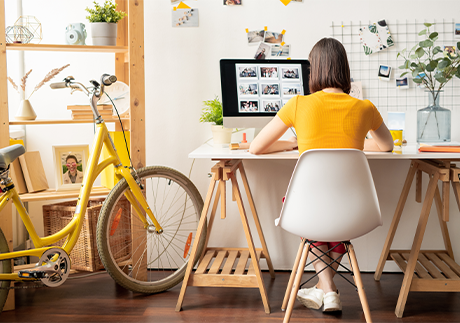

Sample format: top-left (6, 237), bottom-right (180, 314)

top-left (18, 270), bottom-right (47, 279)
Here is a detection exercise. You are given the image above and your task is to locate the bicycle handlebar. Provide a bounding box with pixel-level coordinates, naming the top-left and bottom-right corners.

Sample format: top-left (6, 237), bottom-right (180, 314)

top-left (49, 82), bottom-right (68, 89)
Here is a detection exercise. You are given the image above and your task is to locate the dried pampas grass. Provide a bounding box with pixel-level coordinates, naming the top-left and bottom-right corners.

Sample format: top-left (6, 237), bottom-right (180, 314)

top-left (28, 64), bottom-right (70, 100)
top-left (20, 69), bottom-right (32, 92)
top-left (7, 77), bottom-right (18, 92)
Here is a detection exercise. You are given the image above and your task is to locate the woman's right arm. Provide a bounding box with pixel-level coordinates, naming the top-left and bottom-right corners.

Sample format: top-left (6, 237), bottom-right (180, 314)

top-left (364, 122), bottom-right (394, 152)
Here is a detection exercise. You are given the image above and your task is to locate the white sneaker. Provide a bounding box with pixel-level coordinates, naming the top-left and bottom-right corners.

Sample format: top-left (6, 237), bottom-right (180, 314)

top-left (323, 290), bottom-right (342, 312)
top-left (296, 287), bottom-right (324, 310)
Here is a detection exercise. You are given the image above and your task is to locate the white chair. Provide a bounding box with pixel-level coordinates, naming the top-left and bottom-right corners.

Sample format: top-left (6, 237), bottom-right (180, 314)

top-left (276, 149), bottom-right (382, 323)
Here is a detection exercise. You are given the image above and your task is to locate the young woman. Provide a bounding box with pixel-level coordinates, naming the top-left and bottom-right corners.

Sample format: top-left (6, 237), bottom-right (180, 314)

top-left (249, 38), bottom-right (393, 312)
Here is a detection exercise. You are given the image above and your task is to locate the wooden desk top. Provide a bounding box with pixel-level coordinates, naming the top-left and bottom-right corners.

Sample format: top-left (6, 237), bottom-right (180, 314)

top-left (189, 143), bottom-right (460, 160)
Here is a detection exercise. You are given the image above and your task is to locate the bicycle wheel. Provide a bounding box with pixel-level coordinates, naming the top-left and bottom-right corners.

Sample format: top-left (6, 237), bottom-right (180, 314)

top-left (96, 166), bottom-right (206, 293)
top-left (0, 227), bottom-right (12, 313)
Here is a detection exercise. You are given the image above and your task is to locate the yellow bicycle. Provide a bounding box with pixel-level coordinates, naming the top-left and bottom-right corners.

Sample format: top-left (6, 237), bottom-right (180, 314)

top-left (0, 74), bottom-right (206, 312)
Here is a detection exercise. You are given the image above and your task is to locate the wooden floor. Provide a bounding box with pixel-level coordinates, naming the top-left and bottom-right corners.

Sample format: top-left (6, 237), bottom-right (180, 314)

top-left (1, 271), bottom-right (460, 322)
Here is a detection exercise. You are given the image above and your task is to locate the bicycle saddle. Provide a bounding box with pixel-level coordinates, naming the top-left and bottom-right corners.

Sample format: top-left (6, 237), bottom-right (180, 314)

top-left (0, 144), bottom-right (25, 169)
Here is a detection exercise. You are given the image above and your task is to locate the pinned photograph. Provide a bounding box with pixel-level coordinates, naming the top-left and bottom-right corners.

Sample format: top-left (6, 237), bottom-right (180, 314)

top-left (271, 44), bottom-right (290, 57)
top-left (350, 81), bottom-right (363, 100)
top-left (172, 9), bottom-right (198, 27)
top-left (247, 30), bottom-right (264, 44)
top-left (224, 0), bottom-right (242, 4)
top-left (396, 77), bottom-right (409, 89)
top-left (444, 46), bottom-right (457, 57)
top-left (254, 42), bottom-right (270, 60)
top-left (378, 64), bottom-right (391, 81)
top-left (414, 72), bottom-right (426, 88)
top-left (238, 83), bottom-right (258, 96)
top-left (239, 100), bottom-right (259, 112)
top-left (261, 83), bottom-right (280, 95)
top-left (262, 100), bottom-right (281, 112)
top-left (282, 83), bottom-right (301, 97)
top-left (264, 31), bottom-right (283, 44)
top-left (53, 144), bottom-right (89, 191)
top-left (282, 67), bottom-right (300, 80)
top-left (455, 23), bottom-right (460, 38)
top-left (260, 66), bottom-right (279, 79)
top-left (238, 66), bottom-right (258, 79)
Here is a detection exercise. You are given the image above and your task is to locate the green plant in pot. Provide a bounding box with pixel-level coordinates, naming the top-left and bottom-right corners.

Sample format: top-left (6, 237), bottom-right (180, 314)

top-left (200, 96), bottom-right (233, 145)
top-left (398, 22), bottom-right (460, 142)
top-left (85, 0), bottom-right (127, 46)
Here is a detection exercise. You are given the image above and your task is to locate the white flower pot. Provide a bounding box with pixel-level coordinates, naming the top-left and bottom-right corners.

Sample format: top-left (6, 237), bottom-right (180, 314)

top-left (211, 125), bottom-right (233, 145)
top-left (90, 22), bottom-right (117, 46)
top-left (15, 99), bottom-right (37, 120)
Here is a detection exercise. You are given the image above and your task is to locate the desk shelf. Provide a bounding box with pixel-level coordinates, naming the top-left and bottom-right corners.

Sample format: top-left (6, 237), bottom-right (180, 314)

top-left (9, 119), bottom-right (129, 125)
top-left (390, 250), bottom-right (460, 291)
top-left (6, 43), bottom-right (128, 53)
top-left (18, 186), bottom-right (111, 202)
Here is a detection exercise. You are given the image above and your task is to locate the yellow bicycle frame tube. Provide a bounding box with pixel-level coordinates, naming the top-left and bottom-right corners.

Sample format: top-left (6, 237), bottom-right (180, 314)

top-left (0, 122), bottom-right (162, 274)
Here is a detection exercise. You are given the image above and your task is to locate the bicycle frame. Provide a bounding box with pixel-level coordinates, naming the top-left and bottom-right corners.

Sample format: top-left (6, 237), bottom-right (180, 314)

top-left (0, 121), bottom-right (163, 281)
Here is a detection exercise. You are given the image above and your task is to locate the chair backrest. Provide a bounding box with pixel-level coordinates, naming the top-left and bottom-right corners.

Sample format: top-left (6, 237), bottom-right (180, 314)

top-left (277, 149), bottom-right (382, 242)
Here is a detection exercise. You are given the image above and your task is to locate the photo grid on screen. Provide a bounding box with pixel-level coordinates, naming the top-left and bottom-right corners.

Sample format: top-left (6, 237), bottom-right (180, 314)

top-left (236, 64), bottom-right (303, 113)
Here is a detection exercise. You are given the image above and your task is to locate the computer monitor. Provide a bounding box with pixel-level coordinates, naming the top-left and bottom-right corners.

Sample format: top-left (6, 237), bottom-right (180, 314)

top-left (220, 58), bottom-right (310, 129)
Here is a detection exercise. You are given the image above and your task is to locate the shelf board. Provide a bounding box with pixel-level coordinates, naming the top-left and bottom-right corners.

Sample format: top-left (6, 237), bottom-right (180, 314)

top-left (19, 186), bottom-right (111, 202)
top-left (9, 118), bottom-right (129, 125)
top-left (6, 43), bottom-right (128, 53)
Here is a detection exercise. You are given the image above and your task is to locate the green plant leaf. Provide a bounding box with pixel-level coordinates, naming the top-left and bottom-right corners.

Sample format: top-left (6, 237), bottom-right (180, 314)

top-left (429, 32), bottom-right (438, 39)
top-left (400, 72), bottom-right (408, 77)
top-left (410, 62), bottom-right (418, 68)
top-left (426, 64), bottom-right (435, 72)
top-left (433, 46), bottom-right (443, 54)
top-left (411, 44), bottom-right (418, 52)
top-left (418, 29), bottom-right (427, 36)
top-left (438, 58), bottom-right (451, 69)
top-left (200, 96), bottom-right (223, 125)
top-left (419, 39), bottom-right (434, 48)
top-left (410, 54), bottom-right (418, 60)
top-left (398, 64), bottom-right (406, 70)
top-left (412, 70), bottom-right (421, 78)
top-left (434, 73), bottom-right (447, 83)
top-left (424, 22), bottom-right (434, 27)
top-left (413, 78), bottom-right (423, 84)
top-left (415, 47), bottom-right (425, 58)
top-left (429, 60), bottom-right (438, 68)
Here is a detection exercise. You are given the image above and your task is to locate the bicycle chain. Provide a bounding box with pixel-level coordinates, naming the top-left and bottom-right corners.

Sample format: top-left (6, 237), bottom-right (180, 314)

top-left (0, 282), bottom-right (46, 290)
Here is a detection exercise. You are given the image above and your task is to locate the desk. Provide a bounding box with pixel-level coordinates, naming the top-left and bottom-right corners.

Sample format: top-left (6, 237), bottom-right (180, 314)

top-left (181, 143), bottom-right (460, 317)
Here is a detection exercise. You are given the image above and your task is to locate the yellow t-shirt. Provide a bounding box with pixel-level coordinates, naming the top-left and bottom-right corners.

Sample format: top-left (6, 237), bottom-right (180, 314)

top-left (277, 91), bottom-right (383, 154)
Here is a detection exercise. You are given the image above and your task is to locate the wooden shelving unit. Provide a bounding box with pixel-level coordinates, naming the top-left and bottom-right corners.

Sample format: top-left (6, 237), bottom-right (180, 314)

top-left (0, 0), bottom-right (145, 311)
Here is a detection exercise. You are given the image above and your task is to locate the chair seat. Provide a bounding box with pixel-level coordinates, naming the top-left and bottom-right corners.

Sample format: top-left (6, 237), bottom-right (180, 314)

top-left (0, 144), bottom-right (25, 169)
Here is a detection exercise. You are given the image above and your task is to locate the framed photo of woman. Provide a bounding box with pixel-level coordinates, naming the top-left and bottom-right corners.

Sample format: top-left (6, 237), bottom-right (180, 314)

top-left (52, 144), bottom-right (90, 191)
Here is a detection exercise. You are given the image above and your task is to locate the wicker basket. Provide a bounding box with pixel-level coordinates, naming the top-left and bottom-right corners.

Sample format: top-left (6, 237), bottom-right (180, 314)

top-left (43, 197), bottom-right (131, 272)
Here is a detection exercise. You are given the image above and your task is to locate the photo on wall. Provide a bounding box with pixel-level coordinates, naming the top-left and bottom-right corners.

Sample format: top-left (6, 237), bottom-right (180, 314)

top-left (281, 67), bottom-right (300, 80)
top-left (378, 64), bottom-right (392, 80)
top-left (396, 77), bottom-right (409, 89)
top-left (264, 31), bottom-right (284, 44)
top-left (247, 30), bottom-right (264, 44)
top-left (271, 44), bottom-right (290, 57)
top-left (254, 42), bottom-right (270, 60)
top-left (223, 0), bottom-right (242, 5)
top-left (238, 66), bottom-right (258, 79)
top-left (260, 83), bottom-right (280, 95)
top-left (259, 66), bottom-right (279, 79)
top-left (239, 100), bottom-right (259, 112)
top-left (262, 100), bottom-right (281, 112)
top-left (282, 83), bottom-right (301, 97)
top-left (238, 83), bottom-right (258, 96)
top-left (172, 9), bottom-right (198, 27)
top-left (455, 23), bottom-right (460, 38)
top-left (52, 144), bottom-right (89, 191)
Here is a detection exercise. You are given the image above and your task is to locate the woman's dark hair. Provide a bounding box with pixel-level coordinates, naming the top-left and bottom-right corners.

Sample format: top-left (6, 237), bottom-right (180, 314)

top-left (308, 38), bottom-right (351, 94)
top-left (66, 154), bottom-right (77, 163)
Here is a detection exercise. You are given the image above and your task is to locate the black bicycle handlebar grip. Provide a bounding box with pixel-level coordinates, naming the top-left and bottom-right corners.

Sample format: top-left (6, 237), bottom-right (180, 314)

top-left (101, 74), bottom-right (117, 86)
top-left (49, 82), bottom-right (68, 89)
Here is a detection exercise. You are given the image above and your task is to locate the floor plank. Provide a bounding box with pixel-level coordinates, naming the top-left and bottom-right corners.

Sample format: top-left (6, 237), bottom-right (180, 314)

top-left (1, 271), bottom-right (460, 322)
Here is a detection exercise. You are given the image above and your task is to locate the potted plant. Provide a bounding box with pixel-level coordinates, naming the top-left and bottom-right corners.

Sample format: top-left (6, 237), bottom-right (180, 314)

top-left (200, 96), bottom-right (233, 144)
top-left (398, 22), bottom-right (460, 142)
top-left (85, 0), bottom-right (127, 46)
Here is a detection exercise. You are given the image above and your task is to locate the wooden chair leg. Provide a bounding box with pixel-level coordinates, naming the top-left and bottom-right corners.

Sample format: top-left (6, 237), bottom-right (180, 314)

top-left (283, 241), bottom-right (310, 323)
top-left (282, 239), bottom-right (306, 311)
top-left (347, 244), bottom-right (372, 323)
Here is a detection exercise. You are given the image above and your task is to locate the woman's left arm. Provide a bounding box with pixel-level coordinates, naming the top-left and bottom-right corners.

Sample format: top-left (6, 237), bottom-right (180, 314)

top-left (249, 115), bottom-right (297, 154)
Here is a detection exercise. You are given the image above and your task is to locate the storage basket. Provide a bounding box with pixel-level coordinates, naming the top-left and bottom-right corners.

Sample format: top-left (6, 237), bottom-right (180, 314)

top-left (43, 197), bottom-right (131, 272)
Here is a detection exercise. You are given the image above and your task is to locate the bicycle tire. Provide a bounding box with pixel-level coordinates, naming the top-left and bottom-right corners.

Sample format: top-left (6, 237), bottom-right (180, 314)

top-left (0, 227), bottom-right (12, 313)
top-left (96, 166), bottom-right (206, 293)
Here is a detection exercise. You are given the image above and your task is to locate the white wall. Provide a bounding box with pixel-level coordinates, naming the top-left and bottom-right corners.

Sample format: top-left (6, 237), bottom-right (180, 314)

top-left (8, 0), bottom-right (460, 271)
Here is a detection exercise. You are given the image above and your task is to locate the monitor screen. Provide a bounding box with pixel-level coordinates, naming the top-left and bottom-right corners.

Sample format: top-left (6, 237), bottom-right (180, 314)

top-left (220, 58), bottom-right (310, 128)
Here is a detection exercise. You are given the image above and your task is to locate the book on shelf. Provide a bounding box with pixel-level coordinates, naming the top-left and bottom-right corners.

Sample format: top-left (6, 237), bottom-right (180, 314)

top-left (419, 142), bottom-right (460, 153)
top-left (71, 109), bottom-right (113, 116)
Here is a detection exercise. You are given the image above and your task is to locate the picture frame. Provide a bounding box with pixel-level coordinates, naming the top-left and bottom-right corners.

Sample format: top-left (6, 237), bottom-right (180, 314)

top-left (396, 77), bottom-right (409, 89)
top-left (455, 23), bottom-right (460, 38)
top-left (52, 144), bottom-right (90, 191)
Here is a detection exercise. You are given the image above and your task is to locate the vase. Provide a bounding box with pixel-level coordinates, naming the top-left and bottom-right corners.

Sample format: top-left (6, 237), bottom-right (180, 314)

top-left (90, 22), bottom-right (117, 46)
top-left (15, 99), bottom-right (37, 120)
top-left (211, 125), bottom-right (233, 145)
top-left (417, 91), bottom-right (451, 143)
